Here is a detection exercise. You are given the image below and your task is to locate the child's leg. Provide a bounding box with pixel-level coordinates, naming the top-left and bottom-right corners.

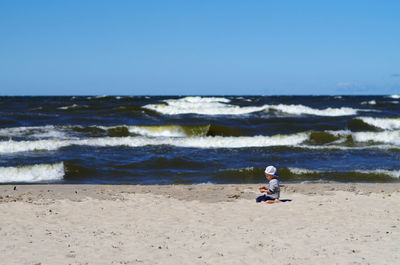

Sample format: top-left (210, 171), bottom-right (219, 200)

top-left (256, 195), bottom-right (267, 203)
top-left (256, 195), bottom-right (276, 203)
top-left (261, 199), bottom-right (281, 204)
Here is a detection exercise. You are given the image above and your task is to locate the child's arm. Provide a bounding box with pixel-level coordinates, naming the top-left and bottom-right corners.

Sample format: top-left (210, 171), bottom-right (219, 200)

top-left (259, 185), bottom-right (276, 194)
top-left (258, 185), bottom-right (269, 193)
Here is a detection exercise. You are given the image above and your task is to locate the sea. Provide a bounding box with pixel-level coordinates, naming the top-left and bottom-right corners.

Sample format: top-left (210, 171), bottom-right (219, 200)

top-left (0, 95), bottom-right (399, 184)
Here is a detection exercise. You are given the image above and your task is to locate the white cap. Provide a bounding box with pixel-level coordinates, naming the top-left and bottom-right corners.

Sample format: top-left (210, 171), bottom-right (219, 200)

top-left (265, 165), bottom-right (279, 177)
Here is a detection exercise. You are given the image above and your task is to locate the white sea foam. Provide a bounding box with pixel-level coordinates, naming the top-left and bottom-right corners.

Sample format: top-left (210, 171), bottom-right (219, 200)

top-left (58, 104), bottom-right (87, 110)
top-left (296, 144), bottom-right (398, 151)
top-left (127, 126), bottom-right (188, 137)
top-left (0, 124), bottom-right (210, 139)
top-left (288, 167), bottom-right (322, 174)
top-left (77, 133), bottom-right (310, 149)
top-left (0, 126), bottom-right (69, 139)
top-left (358, 117), bottom-right (400, 130)
top-left (143, 96), bottom-right (265, 115)
top-left (176, 96), bottom-right (231, 103)
top-left (265, 104), bottom-right (359, 116)
top-left (288, 167), bottom-right (400, 178)
top-left (1, 129), bottom-right (399, 154)
top-left (0, 162), bottom-right (64, 183)
top-left (194, 181), bottom-right (216, 185)
top-left (353, 131), bottom-right (400, 145)
top-left (126, 125), bottom-right (210, 137)
top-left (237, 97), bottom-right (253, 102)
top-left (0, 139), bottom-right (70, 153)
top-left (87, 95), bottom-right (108, 99)
top-left (310, 129), bottom-right (400, 145)
top-left (313, 129), bottom-right (400, 146)
top-left (389, 95), bottom-right (400, 99)
top-left (143, 97), bottom-right (361, 116)
top-left (361, 100), bottom-right (376, 105)
top-left (355, 169), bottom-right (400, 178)
top-left (97, 124), bottom-right (210, 137)
top-left (0, 133), bottom-right (309, 153)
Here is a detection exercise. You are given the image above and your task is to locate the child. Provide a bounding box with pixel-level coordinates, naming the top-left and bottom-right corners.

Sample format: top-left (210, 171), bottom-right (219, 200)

top-left (256, 165), bottom-right (280, 204)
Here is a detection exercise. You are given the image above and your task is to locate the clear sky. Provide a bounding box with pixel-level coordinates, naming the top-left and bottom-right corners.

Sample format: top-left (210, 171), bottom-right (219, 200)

top-left (0, 0), bottom-right (399, 95)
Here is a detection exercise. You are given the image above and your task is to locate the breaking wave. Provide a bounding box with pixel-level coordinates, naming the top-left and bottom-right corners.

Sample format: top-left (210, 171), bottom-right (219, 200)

top-left (355, 117), bottom-right (400, 130)
top-left (0, 125), bottom-right (69, 139)
top-left (1, 129), bottom-right (400, 154)
top-left (0, 124), bottom-right (244, 139)
top-left (126, 124), bottom-right (210, 137)
top-left (361, 100), bottom-right (376, 105)
top-left (352, 131), bottom-right (400, 145)
top-left (143, 96), bottom-right (361, 116)
top-left (0, 162), bottom-right (64, 183)
top-left (0, 139), bottom-right (70, 153)
top-left (57, 104), bottom-right (88, 110)
top-left (143, 96), bottom-right (266, 115)
top-left (213, 166), bottom-right (400, 183)
top-left (283, 167), bottom-right (400, 182)
top-left (266, 104), bottom-right (358, 116)
top-left (0, 133), bottom-right (309, 153)
top-left (287, 167), bottom-right (400, 179)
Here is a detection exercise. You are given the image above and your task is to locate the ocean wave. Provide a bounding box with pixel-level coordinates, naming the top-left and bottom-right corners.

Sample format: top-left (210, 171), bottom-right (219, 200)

top-left (64, 133), bottom-right (310, 149)
top-left (94, 124), bottom-right (236, 137)
top-left (355, 169), bottom-right (400, 179)
top-left (287, 167), bottom-right (322, 174)
top-left (0, 162), bottom-right (64, 183)
top-left (355, 117), bottom-right (400, 130)
top-left (143, 96), bottom-right (362, 116)
top-left (0, 139), bottom-right (70, 153)
top-left (305, 130), bottom-right (400, 146)
top-left (296, 144), bottom-right (399, 151)
top-left (389, 95), bottom-right (400, 99)
top-left (353, 131), bottom-right (400, 145)
top-left (361, 100), bottom-right (376, 105)
top-left (286, 167), bottom-right (400, 180)
top-left (0, 124), bottom-right (243, 139)
top-left (57, 104), bottom-right (88, 110)
top-left (1, 129), bottom-right (399, 154)
top-left (214, 166), bottom-right (400, 183)
top-left (126, 124), bottom-right (210, 137)
top-left (143, 96), bottom-right (265, 115)
top-left (87, 95), bottom-right (109, 100)
top-left (173, 96), bottom-right (231, 103)
top-left (0, 125), bottom-right (69, 139)
top-left (126, 124), bottom-right (245, 137)
top-left (266, 104), bottom-right (358, 116)
top-left (0, 133), bottom-right (309, 153)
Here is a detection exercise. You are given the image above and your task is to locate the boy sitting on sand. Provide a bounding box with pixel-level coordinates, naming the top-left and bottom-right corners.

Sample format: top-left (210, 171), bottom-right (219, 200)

top-left (256, 165), bottom-right (280, 204)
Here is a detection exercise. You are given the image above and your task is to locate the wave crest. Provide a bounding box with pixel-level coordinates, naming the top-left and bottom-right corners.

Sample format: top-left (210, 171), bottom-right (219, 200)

top-left (143, 96), bottom-right (361, 116)
top-left (284, 167), bottom-right (400, 181)
top-left (355, 117), bottom-right (400, 130)
top-left (0, 162), bottom-right (64, 183)
top-left (1, 129), bottom-right (399, 154)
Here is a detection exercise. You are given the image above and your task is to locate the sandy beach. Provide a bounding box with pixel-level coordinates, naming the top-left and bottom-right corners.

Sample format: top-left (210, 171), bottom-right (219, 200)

top-left (1, 183), bottom-right (399, 265)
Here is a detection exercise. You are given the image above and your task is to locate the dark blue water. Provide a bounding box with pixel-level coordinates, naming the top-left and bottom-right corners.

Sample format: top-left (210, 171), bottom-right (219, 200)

top-left (0, 95), bottom-right (399, 184)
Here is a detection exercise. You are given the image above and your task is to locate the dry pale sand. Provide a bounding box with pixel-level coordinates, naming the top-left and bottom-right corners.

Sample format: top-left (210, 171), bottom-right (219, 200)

top-left (1, 183), bottom-right (399, 265)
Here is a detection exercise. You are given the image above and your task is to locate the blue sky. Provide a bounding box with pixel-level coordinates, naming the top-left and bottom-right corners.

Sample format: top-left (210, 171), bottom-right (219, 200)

top-left (0, 0), bottom-right (399, 95)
